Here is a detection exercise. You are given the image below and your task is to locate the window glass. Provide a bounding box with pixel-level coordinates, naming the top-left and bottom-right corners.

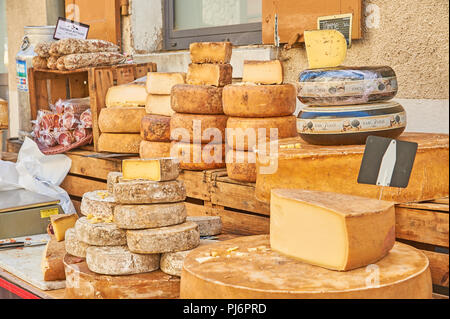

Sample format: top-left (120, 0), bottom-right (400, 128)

top-left (0, 0), bottom-right (7, 74)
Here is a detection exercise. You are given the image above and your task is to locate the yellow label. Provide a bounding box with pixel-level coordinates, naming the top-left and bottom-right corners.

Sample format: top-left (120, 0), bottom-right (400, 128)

top-left (40, 208), bottom-right (59, 219)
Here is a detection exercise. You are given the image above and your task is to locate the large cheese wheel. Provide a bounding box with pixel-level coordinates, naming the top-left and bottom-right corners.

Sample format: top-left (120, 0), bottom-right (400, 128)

top-left (75, 217), bottom-right (127, 246)
top-left (223, 84), bottom-right (296, 118)
top-left (65, 228), bottom-right (90, 258)
top-left (127, 222), bottom-right (200, 254)
top-left (140, 140), bottom-right (171, 159)
top-left (86, 246), bottom-right (160, 275)
top-left (113, 179), bottom-right (186, 204)
top-left (227, 116), bottom-right (298, 151)
top-left (171, 85), bottom-right (224, 115)
top-left (225, 150), bottom-right (257, 183)
top-left (80, 190), bottom-right (116, 218)
top-left (180, 236), bottom-right (432, 299)
top-left (171, 142), bottom-right (226, 171)
top-left (171, 113), bottom-right (228, 144)
top-left (98, 107), bottom-right (146, 133)
top-left (64, 255), bottom-right (180, 299)
top-left (98, 133), bottom-right (141, 154)
top-left (114, 202), bottom-right (187, 230)
top-left (255, 133), bottom-right (449, 204)
top-left (141, 114), bottom-right (171, 142)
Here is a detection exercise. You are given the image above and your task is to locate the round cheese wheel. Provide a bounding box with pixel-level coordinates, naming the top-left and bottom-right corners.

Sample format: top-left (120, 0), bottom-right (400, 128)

top-left (171, 142), bottom-right (226, 171)
top-left (180, 235), bottom-right (432, 299)
top-left (223, 84), bottom-right (296, 117)
top-left (141, 114), bottom-right (171, 142)
top-left (65, 228), bottom-right (90, 258)
top-left (127, 222), bottom-right (200, 254)
top-left (225, 150), bottom-right (257, 183)
top-left (114, 202), bottom-right (187, 230)
top-left (86, 246), bottom-right (160, 275)
top-left (75, 217), bottom-right (127, 246)
top-left (98, 133), bottom-right (141, 154)
top-left (140, 140), bottom-right (171, 159)
top-left (171, 84), bottom-right (224, 114)
top-left (227, 116), bottom-right (298, 151)
top-left (186, 216), bottom-right (222, 236)
top-left (98, 107), bottom-right (146, 133)
top-left (171, 113), bottom-right (228, 144)
top-left (80, 190), bottom-right (116, 218)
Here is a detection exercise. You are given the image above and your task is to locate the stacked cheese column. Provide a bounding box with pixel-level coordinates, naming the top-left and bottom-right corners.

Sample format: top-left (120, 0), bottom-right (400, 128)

top-left (170, 42), bottom-right (233, 170)
top-left (98, 81), bottom-right (148, 153)
top-left (223, 60), bottom-right (298, 183)
top-left (141, 73), bottom-right (186, 159)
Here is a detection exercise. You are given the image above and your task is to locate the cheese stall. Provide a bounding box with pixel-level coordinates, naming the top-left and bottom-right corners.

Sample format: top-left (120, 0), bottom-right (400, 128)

top-left (0, 0), bottom-right (448, 302)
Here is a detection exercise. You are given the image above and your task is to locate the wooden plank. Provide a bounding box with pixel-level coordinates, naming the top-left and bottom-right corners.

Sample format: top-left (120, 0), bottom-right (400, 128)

top-left (113, 65), bottom-right (136, 85)
top-left (216, 208), bottom-right (270, 236)
top-left (60, 175), bottom-right (107, 198)
top-left (178, 171), bottom-right (211, 201)
top-left (396, 207), bottom-right (449, 247)
top-left (430, 198), bottom-right (449, 205)
top-left (422, 250), bottom-right (449, 287)
top-left (68, 72), bottom-right (89, 98)
top-left (433, 293), bottom-right (449, 299)
top-left (66, 152), bottom-right (122, 180)
top-left (28, 68), bottom-right (39, 121)
top-left (71, 199), bottom-right (82, 216)
top-left (135, 63), bottom-right (157, 78)
top-left (397, 202), bottom-right (449, 213)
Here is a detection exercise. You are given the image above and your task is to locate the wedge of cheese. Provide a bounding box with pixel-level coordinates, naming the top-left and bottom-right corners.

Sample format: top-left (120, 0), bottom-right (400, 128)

top-left (145, 94), bottom-right (174, 117)
top-left (41, 235), bottom-right (66, 281)
top-left (106, 83), bottom-right (148, 107)
top-left (270, 189), bottom-right (396, 271)
top-left (304, 30), bottom-right (347, 69)
top-left (122, 158), bottom-right (180, 182)
top-left (50, 214), bottom-right (78, 242)
top-left (190, 42), bottom-right (232, 64)
top-left (187, 63), bottom-right (233, 87)
top-left (146, 72), bottom-right (186, 95)
top-left (242, 60), bottom-right (283, 85)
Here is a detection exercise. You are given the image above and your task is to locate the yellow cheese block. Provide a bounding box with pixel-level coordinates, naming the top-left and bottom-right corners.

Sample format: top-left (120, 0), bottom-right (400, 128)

top-left (145, 94), bottom-right (174, 117)
top-left (106, 83), bottom-right (148, 107)
top-left (122, 158), bottom-right (180, 182)
top-left (187, 63), bottom-right (233, 87)
top-left (190, 42), bottom-right (232, 64)
top-left (50, 214), bottom-right (78, 242)
top-left (271, 189), bottom-right (395, 271)
top-left (242, 60), bottom-right (283, 85)
top-left (304, 30), bottom-right (347, 69)
top-left (146, 72), bottom-right (186, 95)
top-left (98, 107), bottom-right (146, 133)
top-left (180, 235), bottom-right (432, 299)
top-left (140, 140), bottom-right (172, 159)
top-left (98, 133), bottom-right (141, 154)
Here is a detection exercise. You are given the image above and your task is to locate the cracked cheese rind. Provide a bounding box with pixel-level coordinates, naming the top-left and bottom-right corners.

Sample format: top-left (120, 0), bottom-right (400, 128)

top-left (80, 190), bottom-right (117, 218)
top-left (75, 217), bottom-right (127, 246)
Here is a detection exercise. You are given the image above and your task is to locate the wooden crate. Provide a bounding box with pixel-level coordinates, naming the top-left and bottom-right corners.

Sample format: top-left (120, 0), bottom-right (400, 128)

top-left (28, 62), bottom-right (157, 152)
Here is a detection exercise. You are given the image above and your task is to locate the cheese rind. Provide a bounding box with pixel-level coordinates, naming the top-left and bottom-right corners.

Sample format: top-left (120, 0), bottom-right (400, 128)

top-left (146, 72), bottom-right (186, 95)
top-left (65, 228), bottom-right (90, 258)
top-left (223, 84), bottom-right (296, 117)
top-left (145, 94), bottom-right (174, 117)
top-left (141, 115), bottom-right (171, 142)
top-left (113, 179), bottom-right (186, 204)
top-left (127, 222), bottom-right (200, 254)
top-left (186, 216), bottom-right (222, 236)
top-left (98, 133), bottom-right (141, 154)
top-left (170, 113), bottom-right (228, 144)
top-left (98, 107), bottom-right (146, 133)
top-left (190, 42), bottom-right (232, 64)
top-left (242, 60), bottom-right (283, 85)
top-left (106, 83), bottom-right (148, 107)
top-left (304, 30), bottom-right (347, 69)
top-left (107, 172), bottom-right (123, 194)
top-left (50, 214), bottom-right (78, 242)
top-left (271, 189), bottom-right (395, 271)
top-left (75, 217), bottom-right (127, 246)
top-left (41, 235), bottom-right (66, 281)
top-left (114, 202), bottom-right (187, 230)
top-left (170, 142), bottom-right (226, 171)
top-left (171, 85), bottom-right (224, 115)
top-left (187, 63), bottom-right (233, 87)
top-left (140, 140), bottom-right (172, 159)
top-left (122, 158), bottom-right (180, 182)
top-left (226, 150), bottom-right (257, 183)
top-left (86, 246), bottom-right (160, 275)
top-left (180, 236), bottom-right (432, 299)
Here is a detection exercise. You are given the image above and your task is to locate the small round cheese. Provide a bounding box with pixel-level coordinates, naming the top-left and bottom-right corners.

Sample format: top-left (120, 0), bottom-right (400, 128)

top-left (186, 216), bottom-right (222, 236)
top-left (75, 217), bottom-right (127, 246)
top-left (80, 190), bottom-right (116, 218)
top-left (65, 228), bottom-right (90, 258)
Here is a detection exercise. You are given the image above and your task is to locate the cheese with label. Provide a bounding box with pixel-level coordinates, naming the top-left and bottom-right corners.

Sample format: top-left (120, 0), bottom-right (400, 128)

top-left (106, 83), bottom-right (148, 107)
top-left (86, 246), bottom-right (160, 276)
top-left (80, 190), bottom-right (116, 218)
top-left (170, 113), bottom-right (228, 144)
top-left (171, 142), bottom-right (226, 171)
top-left (146, 72), bottom-right (186, 95)
top-left (107, 172), bottom-right (123, 194)
top-left (225, 150), bottom-right (257, 183)
top-left (304, 30), bottom-right (347, 69)
top-left (75, 217), bottom-right (127, 246)
top-left (186, 216), bottom-right (222, 236)
top-left (255, 133), bottom-right (449, 204)
top-left (50, 214), bottom-right (78, 242)
top-left (145, 94), bottom-right (174, 117)
top-left (127, 222), bottom-right (200, 254)
top-left (122, 158), bottom-right (180, 182)
top-left (113, 179), bottom-right (186, 204)
top-left (98, 133), bottom-right (141, 154)
top-left (65, 227), bottom-right (90, 258)
top-left (223, 84), bottom-right (296, 117)
top-left (180, 235), bottom-right (432, 299)
top-left (141, 115), bottom-right (171, 142)
top-left (171, 85), bottom-right (224, 115)
top-left (114, 202), bottom-right (187, 230)
top-left (190, 42), bottom-right (232, 64)
top-left (187, 63), bottom-right (233, 87)
top-left (242, 60), bottom-right (283, 85)
top-left (271, 189), bottom-right (395, 271)
top-left (226, 116), bottom-right (298, 151)
top-left (41, 235), bottom-right (66, 281)
top-left (64, 255), bottom-right (180, 299)
top-left (140, 140), bottom-right (172, 159)
top-left (98, 107), bottom-right (146, 133)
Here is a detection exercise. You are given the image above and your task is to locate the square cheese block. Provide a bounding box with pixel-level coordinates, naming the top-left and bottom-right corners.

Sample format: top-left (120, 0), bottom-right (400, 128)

top-left (98, 133), bottom-right (141, 154)
top-left (145, 94), bottom-right (174, 117)
top-left (304, 30), bottom-right (347, 69)
top-left (190, 42), bottom-right (232, 64)
top-left (50, 214), bottom-right (78, 242)
top-left (270, 189), bottom-right (396, 271)
top-left (146, 72), bottom-right (186, 95)
top-left (187, 63), bottom-right (233, 87)
top-left (122, 158), bottom-right (180, 182)
top-left (106, 83), bottom-right (148, 107)
top-left (98, 107), bottom-right (146, 133)
top-left (242, 60), bottom-right (283, 85)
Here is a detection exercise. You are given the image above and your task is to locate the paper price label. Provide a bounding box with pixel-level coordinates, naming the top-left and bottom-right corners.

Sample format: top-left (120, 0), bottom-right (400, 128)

top-left (40, 208), bottom-right (59, 219)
